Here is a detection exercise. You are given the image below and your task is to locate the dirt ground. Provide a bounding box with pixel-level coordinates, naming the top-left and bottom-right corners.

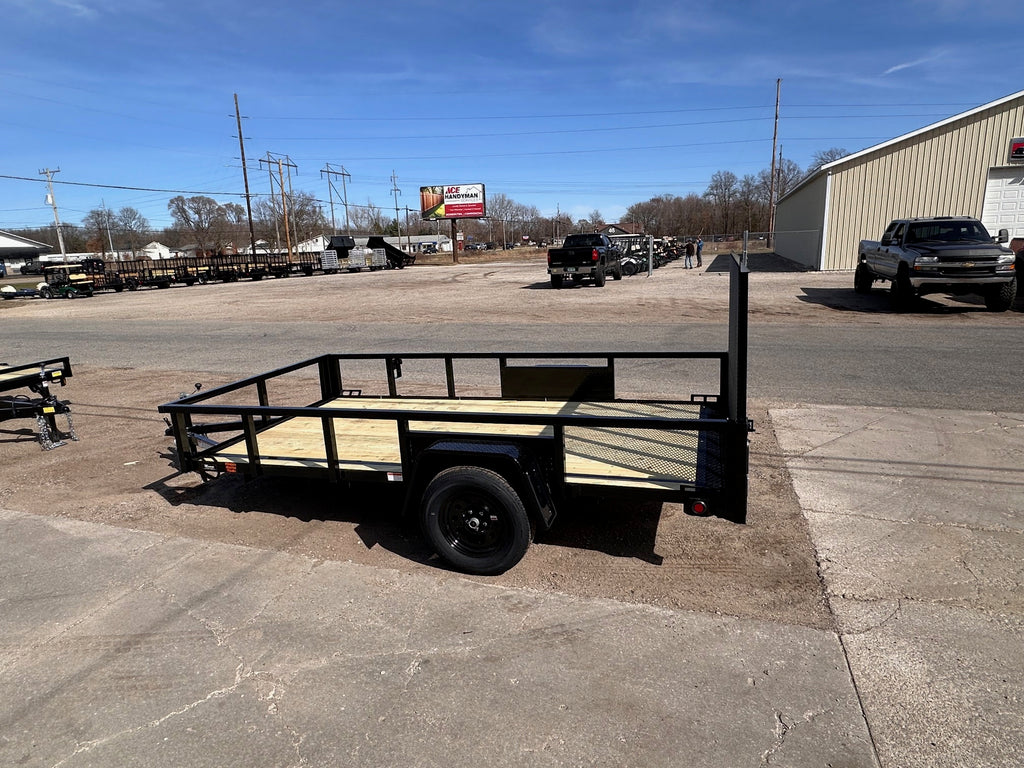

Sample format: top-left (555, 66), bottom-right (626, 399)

top-left (12, 248), bottom-right (1013, 634)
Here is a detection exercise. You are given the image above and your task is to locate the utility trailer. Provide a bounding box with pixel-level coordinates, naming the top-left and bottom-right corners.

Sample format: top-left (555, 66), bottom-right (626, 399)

top-left (366, 236), bottom-right (415, 269)
top-left (115, 258), bottom-right (175, 290)
top-left (161, 255), bottom-right (751, 574)
top-left (0, 357), bottom-right (78, 450)
top-left (80, 258), bottom-right (127, 292)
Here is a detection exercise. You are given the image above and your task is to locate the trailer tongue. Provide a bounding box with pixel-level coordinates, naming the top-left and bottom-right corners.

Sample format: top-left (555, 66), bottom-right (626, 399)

top-left (160, 254), bottom-right (751, 574)
top-left (0, 357), bottom-right (78, 450)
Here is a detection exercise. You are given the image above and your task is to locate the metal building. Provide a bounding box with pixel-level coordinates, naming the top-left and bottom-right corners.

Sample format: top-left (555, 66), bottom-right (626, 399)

top-left (775, 89), bottom-right (1024, 270)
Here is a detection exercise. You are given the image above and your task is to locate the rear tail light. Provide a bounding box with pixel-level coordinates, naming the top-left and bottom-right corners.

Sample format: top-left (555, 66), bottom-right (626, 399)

top-left (689, 499), bottom-right (710, 516)
top-left (592, 248), bottom-right (600, 262)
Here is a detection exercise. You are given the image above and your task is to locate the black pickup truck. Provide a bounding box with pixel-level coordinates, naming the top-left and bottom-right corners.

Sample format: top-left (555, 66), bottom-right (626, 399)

top-left (547, 233), bottom-right (623, 288)
top-left (856, 216), bottom-right (1017, 311)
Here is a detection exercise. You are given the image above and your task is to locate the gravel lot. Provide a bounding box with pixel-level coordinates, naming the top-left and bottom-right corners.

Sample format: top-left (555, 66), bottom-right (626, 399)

top-left (3, 250), bottom-right (1020, 631)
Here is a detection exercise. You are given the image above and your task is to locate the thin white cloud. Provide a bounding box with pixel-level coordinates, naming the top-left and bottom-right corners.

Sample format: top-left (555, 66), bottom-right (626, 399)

top-left (48, 0), bottom-right (98, 17)
top-left (883, 52), bottom-right (945, 76)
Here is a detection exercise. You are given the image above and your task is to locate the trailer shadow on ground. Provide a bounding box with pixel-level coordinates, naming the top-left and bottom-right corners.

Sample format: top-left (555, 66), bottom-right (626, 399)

top-left (144, 463), bottom-right (666, 572)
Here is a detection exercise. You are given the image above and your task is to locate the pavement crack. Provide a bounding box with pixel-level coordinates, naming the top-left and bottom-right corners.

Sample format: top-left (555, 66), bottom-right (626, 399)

top-left (52, 662), bottom-right (254, 767)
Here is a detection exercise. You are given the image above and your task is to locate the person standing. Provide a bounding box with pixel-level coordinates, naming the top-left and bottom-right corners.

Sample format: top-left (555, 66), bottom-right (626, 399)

top-left (684, 239), bottom-right (695, 269)
top-left (696, 237), bottom-right (703, 268)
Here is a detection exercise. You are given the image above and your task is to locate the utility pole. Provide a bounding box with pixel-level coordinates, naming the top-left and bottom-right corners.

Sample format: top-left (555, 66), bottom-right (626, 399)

top-left (321, 164), bottom-right (351, 235)
top-left (277, 160), bottom-right (293, 259)
top-left (259, 153), bottom-right (297, 253)
top-left (234, 94), bottom-right (258, 257)
top-left (39, 167), bottom-right (67, 261)
top-left (102, 199), bottom-right (115, 258)
top-left (390, 171), bottom-right (402, 247)
top-left (768, 78), bottom-right (781, 249)
top-left (403, 207), bottom-right (415, 252)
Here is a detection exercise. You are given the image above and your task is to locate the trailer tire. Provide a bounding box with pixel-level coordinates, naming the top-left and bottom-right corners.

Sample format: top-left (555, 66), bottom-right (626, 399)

top-left (421, 466), bottom-right (532, 575)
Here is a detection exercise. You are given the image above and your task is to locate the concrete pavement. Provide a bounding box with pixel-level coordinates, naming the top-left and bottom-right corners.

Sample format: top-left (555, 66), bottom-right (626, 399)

top-left (772, 405), bottom-right (1024, 768)
top-left (2, 404), bottom-right (1022, 767)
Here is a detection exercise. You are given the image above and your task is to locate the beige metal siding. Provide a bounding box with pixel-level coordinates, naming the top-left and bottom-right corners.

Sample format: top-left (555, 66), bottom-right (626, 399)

top-left (774, 174), bottom-right (827, 268)
top-left (823, 99), bottom-right (1024, 270)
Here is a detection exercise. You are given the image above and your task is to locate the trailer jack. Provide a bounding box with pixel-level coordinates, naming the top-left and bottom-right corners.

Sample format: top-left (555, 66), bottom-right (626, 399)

top-left (35, 407), bottom-right (78, 450)
top-left (0, 358), bottom-right (78, 450)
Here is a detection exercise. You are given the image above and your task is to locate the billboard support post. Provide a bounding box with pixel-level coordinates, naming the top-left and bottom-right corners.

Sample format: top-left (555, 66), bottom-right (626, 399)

top-left (451, 219), bottom-right (459, 264)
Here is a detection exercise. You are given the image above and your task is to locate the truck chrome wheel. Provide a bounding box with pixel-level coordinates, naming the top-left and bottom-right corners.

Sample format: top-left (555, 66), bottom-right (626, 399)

top-left (421, 466), bottom-right (532, 575)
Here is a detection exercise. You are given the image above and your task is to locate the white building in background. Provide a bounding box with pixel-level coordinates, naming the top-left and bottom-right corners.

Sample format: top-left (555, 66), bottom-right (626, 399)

top-left (141, 241), bottom-right (172, 260)
top-left (775, 89), bottom-right (1024, 270)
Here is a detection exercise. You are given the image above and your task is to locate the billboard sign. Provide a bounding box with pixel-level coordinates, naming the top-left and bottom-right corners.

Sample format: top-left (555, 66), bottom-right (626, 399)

top-left (420, 184), bottom-right (486, 220)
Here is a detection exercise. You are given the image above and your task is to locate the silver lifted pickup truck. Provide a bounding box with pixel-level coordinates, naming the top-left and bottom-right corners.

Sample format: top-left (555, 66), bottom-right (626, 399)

top-left (856, 216), bottom-right (1017, 311)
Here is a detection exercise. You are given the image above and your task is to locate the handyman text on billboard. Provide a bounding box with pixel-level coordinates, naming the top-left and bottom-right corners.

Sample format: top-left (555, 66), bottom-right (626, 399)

top-left (420, 184), bottom-right (486, 220)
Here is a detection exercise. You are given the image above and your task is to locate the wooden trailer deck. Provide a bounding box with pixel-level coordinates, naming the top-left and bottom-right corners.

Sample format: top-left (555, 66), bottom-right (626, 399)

top-left (213, 397), bottom-right (713, 491)
top-left (0, 358), bottom-right (71, 392)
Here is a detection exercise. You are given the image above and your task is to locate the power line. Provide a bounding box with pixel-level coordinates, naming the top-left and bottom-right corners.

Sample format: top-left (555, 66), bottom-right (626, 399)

top-left (0, 173), bottom-right (251, 198)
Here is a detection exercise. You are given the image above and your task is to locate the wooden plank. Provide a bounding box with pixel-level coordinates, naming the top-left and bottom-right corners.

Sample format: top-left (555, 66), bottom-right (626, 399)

top-left (213, 397), bottom-right (708, 488)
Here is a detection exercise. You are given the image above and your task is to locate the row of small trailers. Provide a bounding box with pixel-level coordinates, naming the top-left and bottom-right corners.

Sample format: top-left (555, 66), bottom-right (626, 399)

top-left (48, 236), bottom-right (414, 295)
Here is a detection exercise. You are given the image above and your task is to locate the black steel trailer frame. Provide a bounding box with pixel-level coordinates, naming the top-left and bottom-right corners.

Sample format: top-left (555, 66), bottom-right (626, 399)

top-left (160, 255), bottom-right (750, 574)
top-left (0, 357), bottom-right (78, 450)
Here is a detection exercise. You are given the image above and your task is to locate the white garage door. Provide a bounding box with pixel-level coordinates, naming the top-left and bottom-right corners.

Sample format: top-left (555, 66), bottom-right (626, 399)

top-left (981, 168), bottom-right (1024, 246)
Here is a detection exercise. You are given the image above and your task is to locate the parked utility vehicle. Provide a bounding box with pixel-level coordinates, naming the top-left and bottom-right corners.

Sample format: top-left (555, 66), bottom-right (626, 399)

top-left (39, 264), bottom-right (94, 299)
top-left (161, 255), bottom-right (752, 575)
top-left (856, 216), bottom-right (1017, 310)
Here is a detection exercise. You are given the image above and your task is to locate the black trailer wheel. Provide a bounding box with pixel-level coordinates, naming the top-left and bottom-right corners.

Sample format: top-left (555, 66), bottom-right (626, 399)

top-left (854, 263), bottom-right (873, 294)
top-left (550, 274), bottom-right (563, 289)
top-left (421, 466), bottom-right (532, 575)
top-left (985, 277), bottom-right (1016, 312)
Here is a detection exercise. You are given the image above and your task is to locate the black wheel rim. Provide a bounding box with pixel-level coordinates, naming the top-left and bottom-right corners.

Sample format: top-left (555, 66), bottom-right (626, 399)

top-left (437, 489), bottom-right (508, 557)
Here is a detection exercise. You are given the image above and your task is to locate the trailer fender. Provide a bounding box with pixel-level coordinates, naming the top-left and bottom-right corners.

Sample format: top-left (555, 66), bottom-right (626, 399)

top-left (403, 440), bottom-right (558, 531)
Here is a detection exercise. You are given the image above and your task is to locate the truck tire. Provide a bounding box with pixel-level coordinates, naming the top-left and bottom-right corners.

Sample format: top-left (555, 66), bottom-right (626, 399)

top-left (421, 466), bottom-right (532, 575)
top-left (550, 274), bottom-right (563, 289)
top-left (984, 277), bottom-right (1016, 312)
top-left (613, 264), bottom-right (623, 280)
top-left (889, 269), bottom-right (914, 311)
top-left (594, 268), bottom-right (606, 287)
top-left (854, 263), bottom-right (873, 294)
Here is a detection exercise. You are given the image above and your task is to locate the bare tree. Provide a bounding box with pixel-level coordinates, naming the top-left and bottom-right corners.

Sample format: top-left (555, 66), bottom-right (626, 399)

top-left (806, 147), bottom-right (849, 176)
top-left (350, 200), bottom-right (387, 234)
top-left (81, 208), bottom-right (115, 256)
top-left (704, 171), bottom-right (739, 234)
top-left (168, 195), bottom-right (235, 255)
top-left (116, 207), bottom-right (149, 256)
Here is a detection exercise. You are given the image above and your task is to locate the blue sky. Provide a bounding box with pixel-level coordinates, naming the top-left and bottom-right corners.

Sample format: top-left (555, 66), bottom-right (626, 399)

top-left (2, 0), bottom-right (1022, 233)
